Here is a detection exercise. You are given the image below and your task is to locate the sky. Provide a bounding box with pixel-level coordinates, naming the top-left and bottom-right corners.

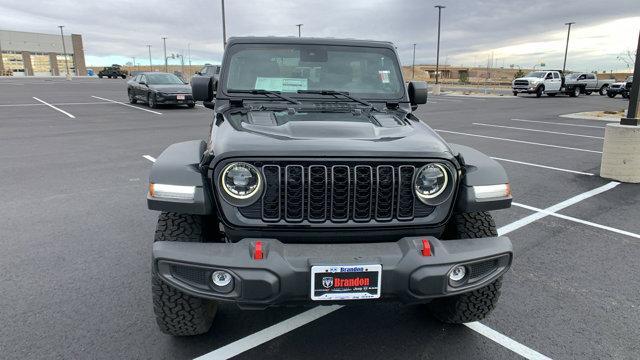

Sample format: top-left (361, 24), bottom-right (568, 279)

top-left (1, 0), bottom-right (638, 72)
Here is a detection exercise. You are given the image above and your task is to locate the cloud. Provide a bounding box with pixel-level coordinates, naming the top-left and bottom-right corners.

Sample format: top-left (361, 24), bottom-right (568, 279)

top-left (0, 0), bottom-right (638, 70)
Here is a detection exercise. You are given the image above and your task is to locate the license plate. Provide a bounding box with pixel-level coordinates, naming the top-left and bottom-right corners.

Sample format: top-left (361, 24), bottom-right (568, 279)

top-left (311, 264), bottom-right (381, 301)
top-left (176, 94), bottom-right (185, 100)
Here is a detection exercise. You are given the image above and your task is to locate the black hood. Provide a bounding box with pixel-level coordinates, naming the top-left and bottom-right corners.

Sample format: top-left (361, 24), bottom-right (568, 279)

top-left (210, 110), bottom-right (453, 161)
top-left (148, 84), bottom-right (191, 93)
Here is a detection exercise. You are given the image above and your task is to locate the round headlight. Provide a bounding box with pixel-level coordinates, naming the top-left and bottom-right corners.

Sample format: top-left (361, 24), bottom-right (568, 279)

top-left (221, 162), bottom-right (261, 199)
top-left (415, 163), bottom-right (448, 200)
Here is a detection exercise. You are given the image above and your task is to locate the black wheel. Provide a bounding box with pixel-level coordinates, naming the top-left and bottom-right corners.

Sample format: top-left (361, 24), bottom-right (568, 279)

top-left (148, 93), bottom-right (158, 108)
top-left (599, 85), bottom-right (609, 96)
top-left (585, 91), bottom-right (592, 95)
top-left (535, 85), bottom-right (544, 98)
top-left (428, 212), bottom-right (503, 324)
top-left (187, 103), bottom-right (196, 108)
top-left (607, 92), bottom-right (616, 98)
top-left (512, 91), bottom-right (518, 96)
top-left (152, 212), bottom-right (218, 336)
top-left (569, 86), bottom-right (580, 97)
top-left (98, 75), bottom-right (103, 79)
top-left (121, 74), bottom-right (126, 79)
top-left (547, 93), bottom-right (556, 97)
top-left (622, 92), bottom-right (629, 99)
top-left (128, 91), bottom-right (137, 104)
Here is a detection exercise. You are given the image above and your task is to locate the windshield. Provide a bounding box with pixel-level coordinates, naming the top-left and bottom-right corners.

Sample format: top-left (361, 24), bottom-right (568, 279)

top-left (146, 73), bottom-right (184, 85)
top-left (566, 73), bottom-right (580, 79)
top-left (224, 44), bottom-right (404, 99)
top-left (525, 71), bottom-right (546, 78)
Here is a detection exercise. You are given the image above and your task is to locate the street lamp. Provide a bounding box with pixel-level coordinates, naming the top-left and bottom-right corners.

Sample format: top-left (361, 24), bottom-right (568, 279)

top-left (146, 45), bottom-right (152, 70)
top-left (296, 24), bottom-right (303, 38)
top-left (58, 25), bottom-right (71, 80)
top-left (221, 0), bottom-right (227, 48)
top-left (412, 43), bottom-right (416, 80)
top-left (562, 22), bottom-right (575, 73)
top-left (162, 37), bottom-right (168, 72)
top-left (621, 32), bottom-right (639, 126)
top-left (434, 5), bottom-right (445, 85)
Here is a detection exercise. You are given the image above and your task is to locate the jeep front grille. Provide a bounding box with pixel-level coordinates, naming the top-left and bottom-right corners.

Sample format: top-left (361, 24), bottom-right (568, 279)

top-left (236, 161), bottom-right (437, 223)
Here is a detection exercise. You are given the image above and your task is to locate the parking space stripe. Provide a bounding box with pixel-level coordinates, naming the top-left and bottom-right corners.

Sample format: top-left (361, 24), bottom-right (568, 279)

top-left (464, 322), bottom-right (552, 360)
top-left (474, 123), bottom-right (604, 139)
top-left (194, 305), bottom-right (344, 360)
top-left (32, 97), bottom-right (76, 118)
top-left (512, 202), bottom-right (640, 240)
top-left (490, 157), bottom-right (594, 176)
top-left (142, 155), bottom-right (156, 163)
top-left (0, 101), bottom-right (113, 107)
top-left (91, 95), bottom-right (162, 115)
top-left (498, 182), bottom-right (619, 235)
top-left (435, 129), bottom-right (603, 154)
top-left (511, 118), bottom-right (605, 129)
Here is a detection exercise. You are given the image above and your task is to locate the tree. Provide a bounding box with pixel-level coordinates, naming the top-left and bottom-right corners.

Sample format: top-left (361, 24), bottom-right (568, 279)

top-left (513, 69), bottom-right (525, 79)
top-left (617, 50), bottom-right (637, 69)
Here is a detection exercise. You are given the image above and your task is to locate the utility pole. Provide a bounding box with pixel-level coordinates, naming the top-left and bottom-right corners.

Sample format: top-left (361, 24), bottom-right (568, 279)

top-left (58, 25), bottom-right (71, 80)
top-left (162, 37), bottom-right (168, 72)
top-left (146, 45), bottom-right (152, 70)
top-left (132, 57), bottom-right (136, 72)
top-left (434, 5), bottom-right (445, 85)
top-left (296, 24), bottom-right (303, 37)
top-left (412, 43), bottom-right (416, 80)
top-left (221, 0), bottom-right (227, 48)
top-left (562, 22), bottom-right (575, 73)
top-left (188, 43), bottom-right (192, 69)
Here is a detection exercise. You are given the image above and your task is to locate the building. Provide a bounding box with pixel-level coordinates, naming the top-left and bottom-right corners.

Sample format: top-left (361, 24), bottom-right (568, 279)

top-left (0, 29), bottom-right (86, 76)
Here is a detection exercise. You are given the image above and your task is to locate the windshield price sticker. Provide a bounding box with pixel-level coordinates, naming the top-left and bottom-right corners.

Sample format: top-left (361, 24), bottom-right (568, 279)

top-left (378, 70), bottom-right (390, 83)
top-left (255, 77), bottom-right (308, 92)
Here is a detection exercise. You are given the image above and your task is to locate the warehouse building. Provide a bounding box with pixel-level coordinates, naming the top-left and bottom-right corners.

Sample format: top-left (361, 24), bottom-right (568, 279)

top-left (0, 29), bottom-right (86, 76)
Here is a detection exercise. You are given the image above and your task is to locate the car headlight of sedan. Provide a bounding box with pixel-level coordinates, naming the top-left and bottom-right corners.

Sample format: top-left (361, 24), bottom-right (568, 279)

top-left (414, 163), bottom-right (454, 206)
top-left (219, 162), bottom-right (263, 206)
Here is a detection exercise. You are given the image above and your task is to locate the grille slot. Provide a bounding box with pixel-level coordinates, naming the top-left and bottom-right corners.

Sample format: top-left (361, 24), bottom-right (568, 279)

top-left (375, 165), bottom-right (395, 221)
top-left (285, 165), bottom-right (304, 221)
top-left (308, 165), bottom-right (328, 222)
top-left (331, 165), bottom-right (351, 222)
top-left (397, 166), bottom-right (415, 220)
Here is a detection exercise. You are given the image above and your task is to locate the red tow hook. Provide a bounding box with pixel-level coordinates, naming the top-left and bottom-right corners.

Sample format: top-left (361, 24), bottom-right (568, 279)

top-left (421, 239), bottom-right (432, 257)
top-left (253, 241), bottom-right (264, 260)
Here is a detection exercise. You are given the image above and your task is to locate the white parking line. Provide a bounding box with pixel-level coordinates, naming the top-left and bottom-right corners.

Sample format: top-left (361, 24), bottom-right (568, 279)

top-left (490, 157), bottom-right (594, 176)
top-left (464, 322), bottom-right (552, 360)
top-left (91, 95), bottom-right (162, 115)
top-left (142, 155), bottom-right (156, 162)
top-left (436, 129), bottom-right (603, 154)
top-left (32, 97), bottom-right (76, 118)
top-left (497, 181), bottom-right (619, 235)
top-left (194, 305), bottom-right (344, 360)
top-left (474, 123), bottom-right (604, 139)
top-left (512, 202), bottom-right (640, 240)
top-left (0, 101), bottom-right (113, 107)
top-left (511, 118), bottom-right (605, 129)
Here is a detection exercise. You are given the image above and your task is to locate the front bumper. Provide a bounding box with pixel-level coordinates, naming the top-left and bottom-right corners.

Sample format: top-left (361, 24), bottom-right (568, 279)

top-left (156, 93), bottom-right (194, 104)
top-left (153, 236), bottom-right (513, 309)
top-left (512, 85), bottom-right (537, 93)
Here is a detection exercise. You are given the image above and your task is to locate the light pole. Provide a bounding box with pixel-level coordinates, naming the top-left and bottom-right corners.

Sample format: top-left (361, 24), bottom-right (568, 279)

top-left (412, 43), bottom-right (416, 80)
top-left (434, 5), bottom-right (445, 85)
top-left (562, 22), bottom-right (575, 73)
top-left (221, 0), bottom-right (227, 48)
top-left (146, 45), bottom-right (152, 70)
top-left (58, 25), bottom-right (71, 79)
top-left (188, 43), bottom-right (192, 69)
top-left (162, 37), bottom-right (168, 72)
top-left (621, 32), bottom-right (640, 126)
top-left (296, 24), bottom-right (303, 37)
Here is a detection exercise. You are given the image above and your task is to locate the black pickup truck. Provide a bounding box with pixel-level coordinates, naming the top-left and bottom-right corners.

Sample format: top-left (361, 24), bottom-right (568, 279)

top-left (147, 37), bottom-right (513, 336)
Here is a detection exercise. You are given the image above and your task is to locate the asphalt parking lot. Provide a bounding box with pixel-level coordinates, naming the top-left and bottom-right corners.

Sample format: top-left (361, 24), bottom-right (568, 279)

top-left (1, 77), bottom-right (638, 360)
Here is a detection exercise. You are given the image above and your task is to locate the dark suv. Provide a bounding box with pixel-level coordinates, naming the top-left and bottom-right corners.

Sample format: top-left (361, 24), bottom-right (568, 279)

top-left (147, 37), bottom-right (513, 336)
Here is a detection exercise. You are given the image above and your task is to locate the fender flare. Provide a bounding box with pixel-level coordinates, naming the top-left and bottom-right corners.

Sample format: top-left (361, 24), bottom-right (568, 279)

top-left (450, 144), bottom-right (512, 212)
top-left (147, 140), bottom-right (214, 214)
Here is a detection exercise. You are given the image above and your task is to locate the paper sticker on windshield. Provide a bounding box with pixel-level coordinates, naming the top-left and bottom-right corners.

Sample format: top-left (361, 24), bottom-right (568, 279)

top-left (255, 77), bottom-right (308, 92)
top-left (378, 71), bottom-right (390, 83)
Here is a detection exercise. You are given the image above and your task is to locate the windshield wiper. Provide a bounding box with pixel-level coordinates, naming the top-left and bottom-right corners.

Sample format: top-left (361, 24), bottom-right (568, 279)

top-left (227, 89), bottom-right (300, 104)
top-left (296, 90), bottom-right (375, 109)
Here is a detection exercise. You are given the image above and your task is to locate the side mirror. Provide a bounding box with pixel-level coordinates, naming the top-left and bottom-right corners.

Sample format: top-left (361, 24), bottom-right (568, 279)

top-left (192, 75), bottom-right (214, 102)
top-left (408, 81), bottom-right (428, 110)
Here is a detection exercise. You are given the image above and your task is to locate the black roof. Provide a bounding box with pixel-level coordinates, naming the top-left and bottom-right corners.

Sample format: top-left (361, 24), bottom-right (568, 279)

top-left (226, 36), bottom-right (395, 49)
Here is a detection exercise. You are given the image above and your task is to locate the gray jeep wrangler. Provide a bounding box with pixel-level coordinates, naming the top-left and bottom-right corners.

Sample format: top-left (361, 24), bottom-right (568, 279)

top-left (147, 37), bottom-right (513, 336)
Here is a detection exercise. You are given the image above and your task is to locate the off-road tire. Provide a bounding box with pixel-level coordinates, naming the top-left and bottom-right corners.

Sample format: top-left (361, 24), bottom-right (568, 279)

top-left (128, 91), bottom-right (137, 104)
top-left (430, 211), bottom-right (502, 323)
top-left (599, 85), bottom-right (608, 96)
top-left (152, 212), bottom-right (217, 336)
top-left (535, 85), bottom-right (544, 98)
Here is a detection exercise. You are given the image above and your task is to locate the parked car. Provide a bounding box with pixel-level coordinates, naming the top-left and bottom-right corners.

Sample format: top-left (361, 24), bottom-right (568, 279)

top-left (127, 72), bottom-right (195, 108)
top-left (98, 64), bottom-right (127, 79)
top-left (147, 37), bottom-right (513, 336)
top-left (564, 72), bottom-right (612, 95)
top-left (607, 76), bottom-right (634, 98)
top-left (512, 70), bottom-right (582, 97)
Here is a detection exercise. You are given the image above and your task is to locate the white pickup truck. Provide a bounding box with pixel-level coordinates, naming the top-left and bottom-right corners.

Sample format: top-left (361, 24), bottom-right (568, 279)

top-left (512, 70), bottom-right (597, 98)
top-left (564, 73), bottom-right (612, 96)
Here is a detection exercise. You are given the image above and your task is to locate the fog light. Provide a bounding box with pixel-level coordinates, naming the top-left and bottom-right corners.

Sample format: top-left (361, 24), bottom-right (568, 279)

top-left (211, 270), bottom-right (234, 293)
top-left (449, 265), bottom-right (467, 282)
